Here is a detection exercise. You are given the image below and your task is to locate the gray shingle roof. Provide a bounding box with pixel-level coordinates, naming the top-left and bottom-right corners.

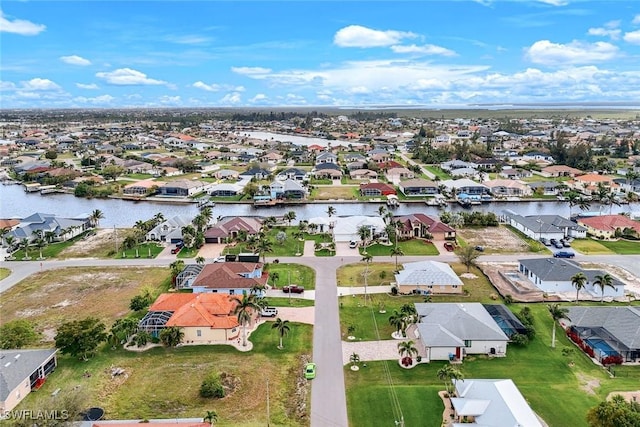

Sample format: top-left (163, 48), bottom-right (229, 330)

top-left (415, 303), bottom-right (508, 347)
top-left (0, 349), bottom-right (57, 401)
top-left (567, 306), bottom-right (640, 349)
top-left (395, 261), bottom-right (463, 287)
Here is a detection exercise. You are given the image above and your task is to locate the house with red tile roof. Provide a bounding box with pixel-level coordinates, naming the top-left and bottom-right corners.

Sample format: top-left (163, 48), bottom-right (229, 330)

top-left (139, 293), bottom-right (242, 344)
top-left (359, 182), bottom-right (396, 196)
top-left (204, 217), bottom-right (263, 243)
top-left (577, 215), bottom-right (640, 239)
top-left (394, 213), bottom-right (456, 241)
top-left (571, 174), bottom-right (618, 193)
top-left (190, 262), bottom-right (268, 295)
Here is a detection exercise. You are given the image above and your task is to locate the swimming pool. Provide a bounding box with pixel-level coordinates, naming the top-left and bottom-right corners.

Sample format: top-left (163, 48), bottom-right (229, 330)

top-left (586, 338), bottom-right (618, 356)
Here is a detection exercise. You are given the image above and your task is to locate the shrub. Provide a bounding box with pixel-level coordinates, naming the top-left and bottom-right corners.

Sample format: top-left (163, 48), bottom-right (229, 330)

top-left (401, 356), bottom-right (413, 367)
top-left (601, 355), bottom-right (623, 365)
top-left (510, 333), bottom-right (529, 346)
top-left (200, 373), bottom-right (225, 398)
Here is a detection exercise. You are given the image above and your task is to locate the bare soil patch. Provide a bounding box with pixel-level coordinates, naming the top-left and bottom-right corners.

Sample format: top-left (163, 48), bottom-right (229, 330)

top-left (576, 373), bottom-right (601, 395)
top-left (58, 228), bottom-right (132, 258)
top-left (313, 186), bottom-right (357, 200)
top-left (0, 266), bottom-right (169, 339)
top-left (458, 226), bottom-right (530, 253)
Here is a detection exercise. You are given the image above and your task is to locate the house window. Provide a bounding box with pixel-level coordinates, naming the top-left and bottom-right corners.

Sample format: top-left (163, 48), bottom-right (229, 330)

top-left (453, 285), bottom-right (458, 289)
top-left (229, 289), bottom-right (234, 295)
top-left (197, 330), bottom-right (202, 337)
top-left (464, 340), bottom-right (472, 347)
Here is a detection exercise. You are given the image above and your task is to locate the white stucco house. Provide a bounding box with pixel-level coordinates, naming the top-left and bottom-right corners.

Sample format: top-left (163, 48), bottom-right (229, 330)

top-left (518, 258), bottom-right (625, 299)
top-left (331, 215), bottom-right (387, 243)
top-left (413, 303), bottom-right (509, 362)
top-left (146, 215), bottom-right (192, 243)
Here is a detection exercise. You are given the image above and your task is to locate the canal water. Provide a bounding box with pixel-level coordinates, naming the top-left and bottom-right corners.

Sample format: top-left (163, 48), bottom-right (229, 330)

top-left (0, 183), bottom-right (629, 228)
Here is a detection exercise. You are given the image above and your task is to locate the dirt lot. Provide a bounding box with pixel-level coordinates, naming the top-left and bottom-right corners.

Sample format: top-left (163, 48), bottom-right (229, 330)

top-left (457, 225), bottom-right (531, 253)
top-left (312, 185), bottom-right (357, 200)
top-left (58, 228), bottom-right (134, 258)
top-left (0, 267), bottom-right (169, 340)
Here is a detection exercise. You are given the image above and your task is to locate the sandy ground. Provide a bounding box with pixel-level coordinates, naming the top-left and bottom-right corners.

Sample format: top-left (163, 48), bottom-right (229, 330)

top-left (606, 390), bottom-right (640, 403)
top-left (457, 226), bottom-right (530, 253)
top-left (58, 228), bottom-right (116, 256)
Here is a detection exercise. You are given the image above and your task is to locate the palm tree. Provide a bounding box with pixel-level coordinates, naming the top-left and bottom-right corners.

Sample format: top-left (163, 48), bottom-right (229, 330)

top-left (548, 304), bottom-right (570, 349)
top-left (437, 365), bottom-right (463, 394)
top-left (5, 235), bottom-right (15, 254)
top-left (250, 284), bottom-right (266, 297)
top-left (20, 238), bottom-right (30, 260)
top-left (193, 214), bottom-right (207, 233)
top-left (269, 271), bottom-right (280, 287)
top-left (233, 294), bottom-right (261, 347)
top-left (455, 245), bottom-right (480, 272)
top-left (397, 340), bottom-right (418, 364)
top-left (34, 237), bottom-right (46, 260)
top-left (571, 272), bottom-right (588, 303)
top-left (271, 317), bottom-right (290, 349)
top-left (203, 410), bottom-right (218, 426)
top-left (169, 260), bottom-right (185, 287)
top-left (200, 206), bottom-right (213, 225)
top-left (388, 310), bottom-right (406, 338)
top-left (565, 191), bottom-right (581, 218)
top-left (593, 273), bottom-right (615, 302)
top-left (256, 238), bottom-right (273, 263)
top-left (284, 211), bottom-right (296, 226)
top-left (358, 225), bottom-right (372, 252)
top-left (361, 253), bottom-right (372, 305)
top-left (326, 206), bottom-right (336, 217)
top-left (89, 209), bottom-right (104, 228)
top-left (390, 246), bottom-right (404, 272)
top-left (349, 352), bottom-right (360, 368)
top-left (44, 230), bottom-right (56, 244)
top-left (159, 326), bottom-right (184, 347)
top-left (195, 256), bottom-right (205, 265)
top-left (377, 205), bottom-right (387, 217)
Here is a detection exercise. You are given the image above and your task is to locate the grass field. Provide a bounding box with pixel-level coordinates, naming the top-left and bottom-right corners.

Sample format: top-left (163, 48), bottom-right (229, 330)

top-left (337, 262), bottom-right (397, 287)
top-left (597, 239), bottom-right (640, 254)
top-left (338, 263), bottom-right (502, 340)
top-left (223, 227), bottom-right (307, 257)
top-left (0, 267), bottom-right (171, 333)
top-left (0, 267), bottom-right (11, 280)
top-left (117, 242), bottom-right (164, 259)
top-left (310, 186), bottom-right (358, 200)
top-left (570, 239), bottom-right (614, 255)
top-left (344, 304), bottom-right (640, 427)
top-left (360, 240), bottom-right (439, 256)
top-left (265, 263), bottom-right (316, 290)
top-left (17, 323), bottom-right (313, 424)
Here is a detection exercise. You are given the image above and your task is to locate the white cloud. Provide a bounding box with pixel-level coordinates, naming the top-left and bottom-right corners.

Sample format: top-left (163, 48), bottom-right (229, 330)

top-left (391, 44), bottom-right (457, 57)
top-left (76, 83), bottom-right (99, 90)
top-left (537, 0), bottom-right (569, 5)
top-left (334, 25), bottom-right (416, 48)
top-left (0, 10), bottom-right (46, 36)
top-left (95, 68), bottom-right (167, 85)
top-left (231, 66), bottom-right (272, 75)
top-left (74, 94), bottom-right (115, 104)
top-left (249, 93), bottom-right (268, 103)
top-left (22, 78), bottom-right (61, 91)
top-left (193, 81), bottom-right (222, 92)
top-left (220, 92), bottom-right (242, 104)
top-left (623, 30), bottom-right (640, 44)
top-left (0, 81), bottom-right (17, 91)
top-left (159, 95), bottom-right (181, 104)
top-left (525, 40), bottom-right (618, 66)
top-left (347, 86), bottom-right (371, 95)
top-left (60, 55), bottom-right (91, 66)
top-left (588, 27), bottom-right (621, 40)
top-left (165, 35), bottom-right (211, 45)
top-left (633, 14), bottom-right (640, 25)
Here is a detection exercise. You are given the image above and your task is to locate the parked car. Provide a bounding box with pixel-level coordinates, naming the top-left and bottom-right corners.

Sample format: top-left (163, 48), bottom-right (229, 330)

top-left (283, 285), bottom-right (304, 294)
top-left (550, 239), bottom-right (558, 246)
top-left (349, 240), bottom-right (358, 249)
top-left (539, 238), bottom-right (550, 246)
top-left (304, 362), bottom-right (316, 380)
top-left (170, 247), bottom-right (181, 254)
top-left (474, 245), bottom-right (484, 252)
top-left (443, 242), bottom-right (455, 252)
top-left (553, 241), bottom-right (564, 249)
top-left (554, 251), bottom-right (575, 258)
top-left (213, 256), bottom-right (226, 263)
top-left (561, 240), bottom-right (571, 247)
top-left (175, 241), bottom-right (184, 249)
top-left (260, 307), bottom-right (278, 317)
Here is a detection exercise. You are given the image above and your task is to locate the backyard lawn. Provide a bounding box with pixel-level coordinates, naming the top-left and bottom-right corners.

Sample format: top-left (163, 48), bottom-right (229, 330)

top-left (345, 304), bottom-right (640, 427)
top-left (223, 227), bottom-right (307, 257)
top-left (597, 238), bottom-right (640, 255)
top-left (116, 242), bottom-right (164, 259)
top-left (7, 230), bottom-right (96, 260)
top-left (570, 238), bottom-right (614, 255)
top-left (360, 239), bottom-right (439, 256)
top-left (265, 263), bottom-right (316, 290)
top-left (17, 323), bottom-right (313, 425)
top-left (337, 262), bottom-right (397, 287)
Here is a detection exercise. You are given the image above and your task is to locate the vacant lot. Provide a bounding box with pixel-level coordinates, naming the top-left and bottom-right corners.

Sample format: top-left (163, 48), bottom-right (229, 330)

top-left (0, 267), bottom-right (170, 338)
top-left (311, 186), bottom-right (357, 200)
top-left (57, 228), bottom-right (129, 258)
top-left (457, 226), bottom-right (531, 253)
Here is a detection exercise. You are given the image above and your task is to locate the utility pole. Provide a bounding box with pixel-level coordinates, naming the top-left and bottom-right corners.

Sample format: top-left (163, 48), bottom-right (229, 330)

top-left (114, 225), bottom-right (118, 254)
top-left (266, 378), bottom-right (270, 427)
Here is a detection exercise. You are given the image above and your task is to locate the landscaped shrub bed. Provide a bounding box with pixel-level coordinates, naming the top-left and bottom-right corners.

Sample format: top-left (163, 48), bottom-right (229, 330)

top-left (566, 328), bottom-right (595, 358)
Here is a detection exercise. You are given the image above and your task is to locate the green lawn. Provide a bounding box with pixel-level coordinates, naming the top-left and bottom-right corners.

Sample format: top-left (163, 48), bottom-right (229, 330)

top-left (124, 173), bottom-right (154, 179)
top-left (265, 263), bottom-right (316, 290)
top-left (16, 323), bottom-right (313, 424)
top-left (423, 165), bottom-right (451, 180)
top-left (0, 268), bottom-right (10, 280)
top-left (266, 297), bottom-right (315, 308)
top-left (570, 239), bottom-right (614, 255)
top-left (177, 246), bottom-right (200, 258)
top-left (597, 239), bottom-right (640, 254)
top-left (8, 231), bottom-right (95, 260)
top-left (116, 242), bottom-right (164, 259)
top-left (360, 239), bottom-right (439, 256)
top-left (345, 304), bottom-right (640, 427)
top-left (337, 262), bottom-right (397, 287)
top-left (224, 227), bottom-right (305, 257)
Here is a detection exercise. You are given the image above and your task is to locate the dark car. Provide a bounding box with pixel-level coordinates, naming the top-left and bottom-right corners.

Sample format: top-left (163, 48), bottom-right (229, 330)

top-left (550, 239), bottom-right (558, 246)
top-left (474, 245), bottom-right (484, 252)
top-left (561, 240), bottom-right (571, 247)
top-left (553, 251), bottom-right (575, 258)
top-left (170, 247), bottom-right (181, 254)
top-left (553, 241), bottom-right (564, 249)
top-left (283, 285), bottom-right (304, 294)
top-left (443, 242), bottom-right (455, 252)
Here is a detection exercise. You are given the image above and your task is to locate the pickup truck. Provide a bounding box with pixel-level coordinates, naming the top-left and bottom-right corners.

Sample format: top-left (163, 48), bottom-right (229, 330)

top-left (282, 285), bottom-right (304, 294)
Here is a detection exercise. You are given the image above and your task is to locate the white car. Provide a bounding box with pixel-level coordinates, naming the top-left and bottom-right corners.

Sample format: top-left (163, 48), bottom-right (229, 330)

top-left (349, 240), bottom-right (358, 249)
top-left (213, 256), bottom-right (226, 263)
top-left (260, 307), bottom-right (278, 317)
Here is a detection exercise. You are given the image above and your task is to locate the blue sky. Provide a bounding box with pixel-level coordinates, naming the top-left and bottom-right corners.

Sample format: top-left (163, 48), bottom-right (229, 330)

top-left (1, 1), bottom-right (640, 109)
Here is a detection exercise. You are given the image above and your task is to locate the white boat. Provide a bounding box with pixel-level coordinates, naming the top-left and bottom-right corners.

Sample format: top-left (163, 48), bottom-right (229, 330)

top-left (386, 194), bottom-right (399, 208)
